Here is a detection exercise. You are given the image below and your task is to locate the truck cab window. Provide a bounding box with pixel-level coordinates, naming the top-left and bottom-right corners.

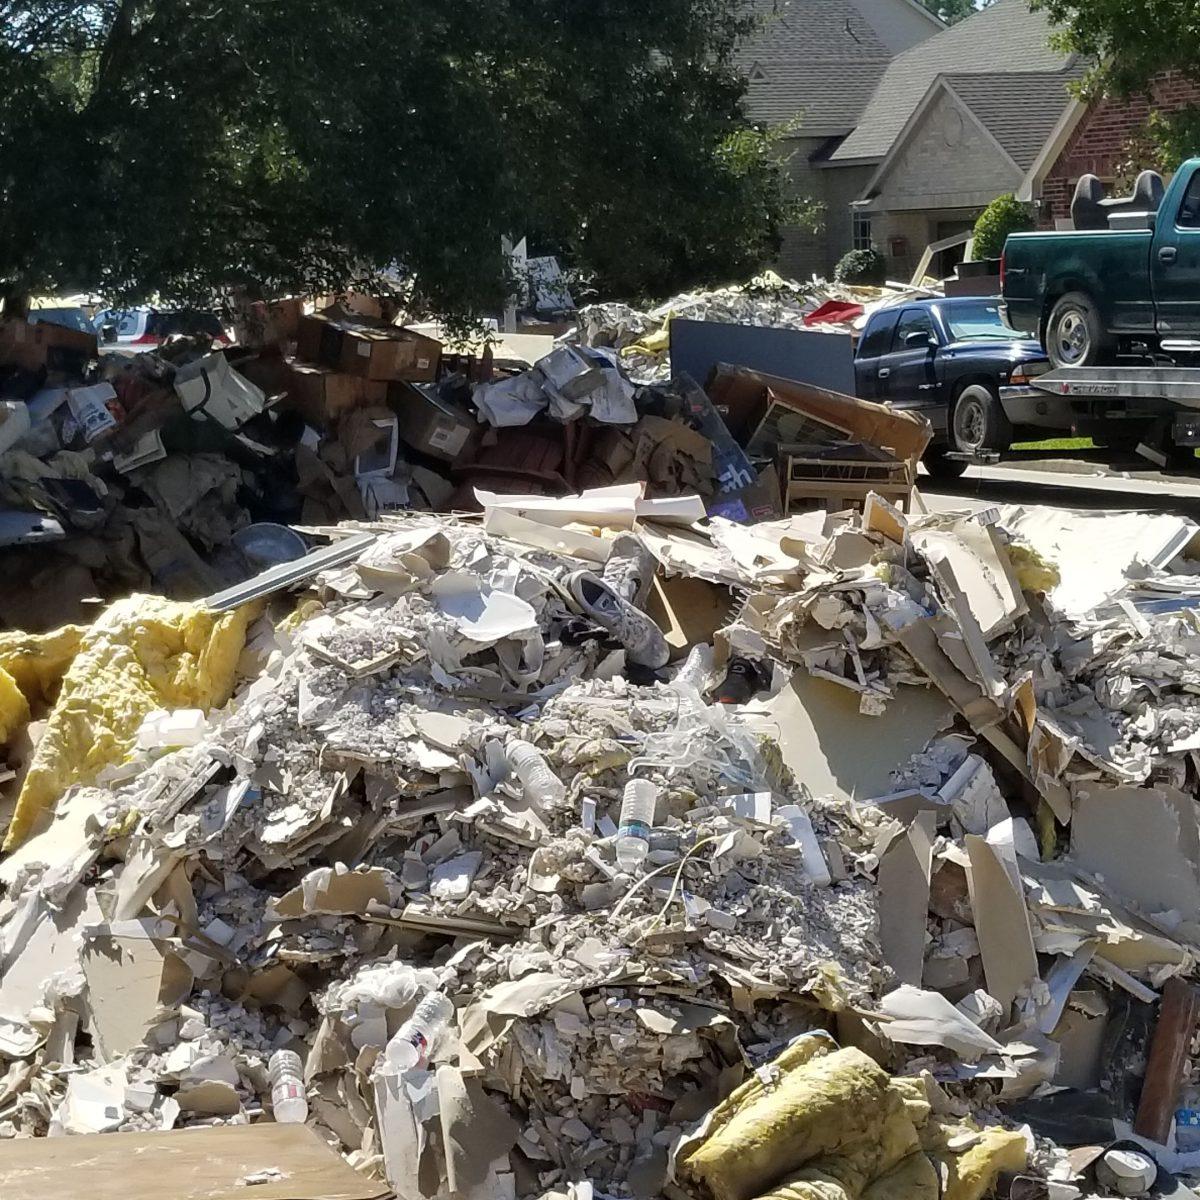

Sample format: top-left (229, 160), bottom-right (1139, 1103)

top-left (857, 315), bottom-right (894, 358)
top-left (893, 308), bottom-right (936, 349)
top-left (1178, 172), bottom-right (1200, 228)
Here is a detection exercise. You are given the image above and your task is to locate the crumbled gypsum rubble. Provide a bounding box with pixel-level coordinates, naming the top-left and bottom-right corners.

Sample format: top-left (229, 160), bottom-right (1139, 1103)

top-left (0, 517), bottom-right (889, 1192)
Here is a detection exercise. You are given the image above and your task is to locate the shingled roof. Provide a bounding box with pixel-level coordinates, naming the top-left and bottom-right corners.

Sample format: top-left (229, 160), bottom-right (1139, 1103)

top-left (944, 67), bottom-right (1085, 170)
top-left (831, 0), bottom-right (1073, 162)
top-left (735, 0), bottom-right (942, 135)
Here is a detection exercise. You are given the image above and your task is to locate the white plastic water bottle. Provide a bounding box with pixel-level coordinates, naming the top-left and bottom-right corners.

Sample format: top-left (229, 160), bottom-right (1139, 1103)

top-left (672, 645), bottom-right (713, 696)
top-left (615, 779), bottom-right (658, 871)
top-left (268, 1049), bottom-right (307, 1123)
top-left (506, 741), bottom-right (566, 806)
top-left (386, 992), bottom-right (454, 1071)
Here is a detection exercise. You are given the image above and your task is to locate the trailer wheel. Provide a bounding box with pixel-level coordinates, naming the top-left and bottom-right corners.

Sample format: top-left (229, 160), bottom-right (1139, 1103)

top-left (951, 383), bottom-right (1011, 454)
top-left (923, 448), bottom-right (969, 479)
top-left (1046, 292), bottom-right (1112, 368)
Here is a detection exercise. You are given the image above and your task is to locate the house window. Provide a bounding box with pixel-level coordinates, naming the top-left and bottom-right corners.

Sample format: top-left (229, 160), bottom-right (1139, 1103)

top-left (748, 62), bottom-right (769, 83)
top-left (852, 211), bottom-right (873, 251)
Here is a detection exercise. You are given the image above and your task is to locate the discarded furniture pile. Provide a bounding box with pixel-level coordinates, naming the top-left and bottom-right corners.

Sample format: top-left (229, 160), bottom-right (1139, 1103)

top-left (3, 444), bottom-right (1200, 1200)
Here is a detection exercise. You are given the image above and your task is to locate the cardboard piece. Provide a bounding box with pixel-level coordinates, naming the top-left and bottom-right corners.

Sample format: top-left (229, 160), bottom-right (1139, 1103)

top-left (298, 308), bottom-right (441, 382)
top-left (965, 825), bottom-right (1039, 1011)
top-left (390, 382), bottom-right (481, 465)
top-left (0, 318), bottom-right (97, 372)
top-left (878, 811), bottom-right (935, 987)
top-left (285, 361), bottom-right (389, 428)
top-left (0, 1123), bottom-right (389, 1200)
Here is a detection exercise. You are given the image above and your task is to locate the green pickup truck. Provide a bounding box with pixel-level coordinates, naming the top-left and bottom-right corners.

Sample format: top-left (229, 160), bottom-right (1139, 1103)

top-left (1002, 159), bottom-right (1200, 367)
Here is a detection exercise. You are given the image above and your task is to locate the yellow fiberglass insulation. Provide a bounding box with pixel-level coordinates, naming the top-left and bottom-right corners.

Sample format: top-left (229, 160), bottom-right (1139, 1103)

top-left (2, 595), bottom-right (254, 852)
top-left (675, 1038), bottom-right (1026, 1200)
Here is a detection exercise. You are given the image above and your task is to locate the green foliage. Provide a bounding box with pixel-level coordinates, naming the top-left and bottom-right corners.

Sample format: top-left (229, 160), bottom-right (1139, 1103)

top-left (972, 194), bottom-right (1034, 260)
top-left (834, 248), bottom-right (886, 285)
top-left (0, 0), bottom-right (797, 320)
top-left (1034, 0), bottom-right (1198, 99)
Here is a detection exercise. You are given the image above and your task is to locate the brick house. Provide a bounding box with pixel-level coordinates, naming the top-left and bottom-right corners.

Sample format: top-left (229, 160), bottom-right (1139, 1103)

top-left (1017, 74), bottom-right (1200, 225)
top-left (741, 0), bottom-right (1200, 282)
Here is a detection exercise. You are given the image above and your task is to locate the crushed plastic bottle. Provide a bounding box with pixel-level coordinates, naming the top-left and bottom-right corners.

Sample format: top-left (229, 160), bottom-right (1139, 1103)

top-left (506, 740), bottom-right (566, 807)
top-left (615, 778), bottom-right (658, 871)
top-left (671, 644), bottom-right (713, 697)
top-left (386, 991), bottom-right (454, 1071)
top-left (268, 1049), bottom-right (308, 1123)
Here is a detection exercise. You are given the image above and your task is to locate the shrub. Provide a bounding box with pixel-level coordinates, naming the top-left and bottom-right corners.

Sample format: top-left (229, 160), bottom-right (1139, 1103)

top-left (834, 247), bottom-right (886, 285)
top-left (972, 193), bottom-right (1034, 260)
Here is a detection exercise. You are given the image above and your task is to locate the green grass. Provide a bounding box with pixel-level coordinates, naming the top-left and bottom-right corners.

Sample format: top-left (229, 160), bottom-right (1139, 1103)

top-left (1009, 437), bottom-right (1095, 451)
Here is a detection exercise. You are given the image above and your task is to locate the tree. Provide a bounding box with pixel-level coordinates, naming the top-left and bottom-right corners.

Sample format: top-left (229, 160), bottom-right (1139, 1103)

top-left (1032, 0), bottom-right (1200, 170)
top-left (0, 1), bottom-right (797, 320)
top-left (920, 0), bottom-right (985, 25)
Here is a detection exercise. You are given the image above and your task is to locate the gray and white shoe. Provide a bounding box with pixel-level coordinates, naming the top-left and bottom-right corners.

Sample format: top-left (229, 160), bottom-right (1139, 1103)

top-left (603, 533), bottom-right (657, 607)
top-left (565, 570), bottom-right (670, 669)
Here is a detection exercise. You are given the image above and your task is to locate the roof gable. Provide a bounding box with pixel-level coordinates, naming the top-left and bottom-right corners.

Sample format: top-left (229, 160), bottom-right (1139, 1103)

top-left (831, 0), bottom-right (1072, 161)
top-left (944, 67), bottom-right (1084, 170)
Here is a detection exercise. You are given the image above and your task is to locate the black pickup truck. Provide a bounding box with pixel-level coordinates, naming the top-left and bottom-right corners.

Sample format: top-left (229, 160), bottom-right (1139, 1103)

top-left (853, 296), bottom-right (1056, 475)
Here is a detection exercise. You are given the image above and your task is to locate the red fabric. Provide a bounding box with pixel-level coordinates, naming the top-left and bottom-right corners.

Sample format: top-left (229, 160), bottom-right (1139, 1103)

top-left (803, 300), bottom-right (864, 327)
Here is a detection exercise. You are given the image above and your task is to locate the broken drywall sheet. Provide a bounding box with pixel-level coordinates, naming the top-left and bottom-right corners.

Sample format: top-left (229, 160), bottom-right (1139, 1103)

top-left (911, 521), bottom-right (1026, 640)
top-left (0, 887), bottom-right (102, 1057)
top-left (1000, 505), bottom-right (1197, 617)
top-left (754, 671), bottom-right (954, 804)
top-left (1070, 784), bottom-right (1200, 925)
top-left (965, 826), bottom-right (1039, 1011)
top-left (877, 811), bottom-right (935, 987)
top-left (270, 865), bottom-right (394, 919)
top-left (81, 932), bottom-right (192, 1060)
top-left (436, 1065), bottom-right (520, 1195)
top-left (875, 984), bottom-right (1005, 1060)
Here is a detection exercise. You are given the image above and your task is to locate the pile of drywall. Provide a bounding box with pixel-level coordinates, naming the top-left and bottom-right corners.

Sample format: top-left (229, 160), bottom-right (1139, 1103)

top-left (4, 489), bottom-right (1200, 1200)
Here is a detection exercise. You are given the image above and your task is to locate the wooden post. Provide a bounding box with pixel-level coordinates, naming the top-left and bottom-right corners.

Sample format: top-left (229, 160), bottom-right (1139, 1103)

top-left (1133, 978), bottom-right (1200, 1143)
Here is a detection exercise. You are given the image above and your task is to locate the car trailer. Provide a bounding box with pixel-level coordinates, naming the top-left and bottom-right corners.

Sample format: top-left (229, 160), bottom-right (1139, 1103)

top-left (1029, 366), bottom-right (1200, 467)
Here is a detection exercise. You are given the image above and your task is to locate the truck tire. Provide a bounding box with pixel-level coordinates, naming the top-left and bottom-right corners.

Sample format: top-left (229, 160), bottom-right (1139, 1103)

top-left (951, 383), bottom-right (1011, 454)
top-left (923, 448), bottom-right (969, 479)
top-left (1046, 292), bottom-right (1112, 368)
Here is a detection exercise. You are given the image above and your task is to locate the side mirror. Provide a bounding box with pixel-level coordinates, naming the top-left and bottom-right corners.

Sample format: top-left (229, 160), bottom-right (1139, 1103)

top-left (905, 330), bottom-right (933, 348)
top-left (100, 323), bottom-right (117, 344)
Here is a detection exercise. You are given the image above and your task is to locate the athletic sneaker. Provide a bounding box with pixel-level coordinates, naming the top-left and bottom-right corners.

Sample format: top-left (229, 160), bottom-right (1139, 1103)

top-left (602, 533), bottom-right (657, 607)
top-left (564, 570), bottom-right (670, 669)
top-left (712, 656), bottom-right (772, 705)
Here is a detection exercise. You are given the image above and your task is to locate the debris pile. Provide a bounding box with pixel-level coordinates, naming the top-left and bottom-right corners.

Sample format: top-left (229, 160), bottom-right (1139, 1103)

top-left (0, 279), bottom-right (930, 629)
top-left (566, 273), bottom-right (935, 383)
top-left (5, 457), bottom-right (1200, 1200)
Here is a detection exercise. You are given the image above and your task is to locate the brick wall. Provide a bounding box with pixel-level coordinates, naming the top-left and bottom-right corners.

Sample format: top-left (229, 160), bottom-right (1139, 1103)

top-left (1042, 73), bottom-right (1200, 223)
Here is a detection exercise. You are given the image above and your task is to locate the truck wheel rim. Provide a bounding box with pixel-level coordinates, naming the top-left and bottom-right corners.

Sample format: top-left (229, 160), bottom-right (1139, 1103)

top-left (1055, 310), bottom-right (1089, 363)
top-left (956, 398), bottom-right (985, 449)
